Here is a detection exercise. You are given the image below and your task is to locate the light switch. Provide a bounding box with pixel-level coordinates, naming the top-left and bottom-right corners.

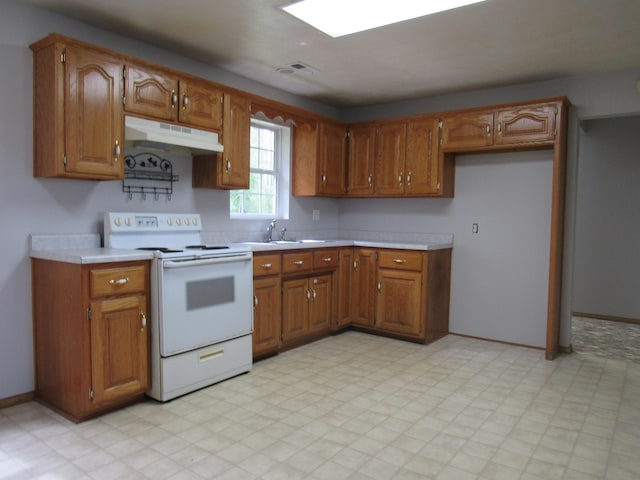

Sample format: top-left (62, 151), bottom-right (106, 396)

top-left (472, 223), bottom-right (479, 234)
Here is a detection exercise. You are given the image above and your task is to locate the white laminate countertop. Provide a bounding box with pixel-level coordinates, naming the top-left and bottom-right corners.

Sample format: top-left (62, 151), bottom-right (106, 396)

top-left (30, 248), bottom-right (154, 264)
top-left (232, 239), bottom-right (453, 252)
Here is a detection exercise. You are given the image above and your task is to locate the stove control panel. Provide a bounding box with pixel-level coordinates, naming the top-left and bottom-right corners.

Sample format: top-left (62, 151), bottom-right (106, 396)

top-left (105, 212), bottom-right (202, 233)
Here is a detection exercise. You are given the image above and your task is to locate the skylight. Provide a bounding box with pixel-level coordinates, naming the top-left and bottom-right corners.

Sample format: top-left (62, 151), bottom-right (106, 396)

top-left (282, 0), bottom-right (488, 38)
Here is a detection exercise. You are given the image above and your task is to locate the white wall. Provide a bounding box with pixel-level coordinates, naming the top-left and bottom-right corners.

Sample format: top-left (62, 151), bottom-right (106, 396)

top-left (572, 116), bottom-right (640, 319)
top-left (2, 0), bottom-right (640, 400)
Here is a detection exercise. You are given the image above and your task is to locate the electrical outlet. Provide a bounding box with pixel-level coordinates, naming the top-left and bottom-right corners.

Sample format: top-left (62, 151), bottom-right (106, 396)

top-left (312, 209), bottom-right (320, 221)
top-left (472, 223), bottom-right (479, 234)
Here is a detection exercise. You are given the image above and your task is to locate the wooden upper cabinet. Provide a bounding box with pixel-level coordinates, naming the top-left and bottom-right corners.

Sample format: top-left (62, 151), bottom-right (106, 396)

top-left (347, 124), bottom-right (376, 196)
top-left (292, 119), bottom-right (346, 196)
top-left (192, 91), bottom-right (250, 189)
top-left (220, 92), bottom-right (250, 188)
top-left (440, 111), bottom-right (494, 151)
top-left (494, 103), bottom-right (557, 146)
top-left (31, 37), bottom-right (124, 179)
top-left (374, 122), bottom-right (407, 195)
top-left (318, 122), bottom-right (347, 195)
top-left (124, 64), bottom-right (223, 131)
top-left (405, 117), bottom-right (441, 195)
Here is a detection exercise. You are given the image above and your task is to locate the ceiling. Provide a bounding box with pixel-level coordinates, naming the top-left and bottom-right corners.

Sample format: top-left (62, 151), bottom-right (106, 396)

top-left (22, 0), bottom-right (640, 108)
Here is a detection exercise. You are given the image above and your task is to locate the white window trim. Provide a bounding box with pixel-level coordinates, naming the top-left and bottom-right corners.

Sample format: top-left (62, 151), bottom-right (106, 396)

top-left (230, 118), bottom-right (291, 220)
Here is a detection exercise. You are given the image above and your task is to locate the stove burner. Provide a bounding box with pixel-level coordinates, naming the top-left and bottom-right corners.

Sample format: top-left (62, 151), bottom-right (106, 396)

top-left (136, 247), bottom-right (184, 253)
top-left (185, 245), bottom-right (230, 250)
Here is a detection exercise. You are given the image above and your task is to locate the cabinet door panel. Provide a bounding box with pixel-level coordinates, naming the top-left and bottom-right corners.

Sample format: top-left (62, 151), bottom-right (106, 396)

top-left (282, 278), bottom-right (309, 343)
top-left (376, 270), bottom-right (422, 337)
top-left (441, 112), bottom-right (493, 150)
top-left (309, 275), bottom-right (332, 333)
top-left (90, 294), bottom-right (149, 405)
top-left (124, 65), bottom-right (178, 121)
top-left (494, 104), bottom-right (557, 145)
top-left (253, 277), bottom-right (281, 357)
top-left (65, 48), bottom-right (123, 178)
top-left (220, 92), bottom-right (250, 188)
top-left (352, 249), bottom-right (376, 327)
top-left (179, 79), bottom-right (223, 131)
top-left (374, 123), bottom-right (406, 195)
top-left (319, 122), bottom-right (347, 195)
top-left (347, 125), bottom-right (376, 195)
top-left (406, 118), bottom-right (440, 195)
top-left (337, 248), bottom-right (354, 328)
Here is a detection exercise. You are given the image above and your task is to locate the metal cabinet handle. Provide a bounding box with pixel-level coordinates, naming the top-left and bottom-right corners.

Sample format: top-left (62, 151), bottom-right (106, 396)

top-left (393, 258), bottom-right (407, 264)
top-left (114, 140), bottom-right (121, 162)
top-left (109, 277), bottom-right (130, 285)
top-left (368, 174), bottom-right (373, 186)
top-left (321, 174), bottom-right (326, 184)
top-left (377, 280), bottom-right (382, 292)
top-left (293, 260), bottom-right (304, 265)
top-left (322, 257), bottom-right (332, 263)
top-left (171, 90), bottom-right (178, 107)
top-left (253, 295), bottom-right (258, 307)
top-left (182, 94), bottom-right (190, 109)
top-left (406, 171), bottom-right (412, 185)
top-left (140, 310), bottom-right (147, 332)
top-left (486, 123), bottom-right (491, 136)
top-left (260, 263), bottom-right (273, 269)
top-left (498, 122), bottom-right (502, 134)
top-left (312, 289), bottom-right (317, 301)
top-left (226, 159), bottom-right (231, 171)
top-left (353, 259), bottom-right (358, 271)
top-left (306, 289), bottom-right (311, 301)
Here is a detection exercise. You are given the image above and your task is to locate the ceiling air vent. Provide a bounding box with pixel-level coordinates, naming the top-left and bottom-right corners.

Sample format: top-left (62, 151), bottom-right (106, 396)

top-left (277, 61), bottom-right (319, 75)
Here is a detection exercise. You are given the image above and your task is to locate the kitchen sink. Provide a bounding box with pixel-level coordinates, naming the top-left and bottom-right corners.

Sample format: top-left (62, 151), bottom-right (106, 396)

top-left (240, 239), bottom-right (329, 245)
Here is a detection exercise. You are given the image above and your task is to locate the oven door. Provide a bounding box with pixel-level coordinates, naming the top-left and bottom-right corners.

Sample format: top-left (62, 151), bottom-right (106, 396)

top-left (158, 253), bottom-right (253, 356)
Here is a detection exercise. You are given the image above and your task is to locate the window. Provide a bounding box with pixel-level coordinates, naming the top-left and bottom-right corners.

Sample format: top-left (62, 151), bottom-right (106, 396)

top-left (230, 118), bottom-right (290, 219)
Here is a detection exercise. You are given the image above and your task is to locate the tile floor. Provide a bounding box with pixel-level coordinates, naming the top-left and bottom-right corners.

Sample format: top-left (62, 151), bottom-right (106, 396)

top-left (1, 331), bottom-right (639, 479)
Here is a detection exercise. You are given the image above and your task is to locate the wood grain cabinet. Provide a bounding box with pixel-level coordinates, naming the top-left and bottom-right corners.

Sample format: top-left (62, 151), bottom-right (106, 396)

top-left (32, 260), bottom-right (150, 422)
top-left (346, 124), bottom-right (377, 196)
top-left (31, 36), bottom-right (124, 179)
top-left (441, 102), bottom-right (559, 151)
top-left (282, 274), bottom-right (332, 345)
top-left (124, 64), bottom-right (224, 131)
top-left (343, 248), bottom-right (452, 344)
top-left (292, 119), bottom-right (347, 196)
top-left (252, 253), bottom-right (282, 359)
top-left (193, 91), bottom-right (251, 189)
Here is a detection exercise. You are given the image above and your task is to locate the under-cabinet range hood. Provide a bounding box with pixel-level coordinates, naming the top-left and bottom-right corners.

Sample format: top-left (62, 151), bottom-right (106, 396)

top-left (124, 116), bottom-right (224, 154)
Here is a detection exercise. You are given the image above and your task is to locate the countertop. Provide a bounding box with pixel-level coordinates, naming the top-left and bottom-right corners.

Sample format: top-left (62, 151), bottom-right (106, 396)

top-left (29, 234), bottom-right (452, 264)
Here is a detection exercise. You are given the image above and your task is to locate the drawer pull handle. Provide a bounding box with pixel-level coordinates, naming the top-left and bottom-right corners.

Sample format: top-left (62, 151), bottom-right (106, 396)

top-left (306, 289), bottom-right (311, 301)
top-left (253, 295), bottom-right (258, 307)
top-left (393, 259), bottom-right (407, 264)
top-left (109, 277), bottom-right (130, 285)
top-left (293, 260), bottom-right (304, 265)
top-left (199, 349), bottom-right (224, 362)
top-left (322, 257), bottom-right (332, 262)
top-left (260, 263), bottom-right (273, 269)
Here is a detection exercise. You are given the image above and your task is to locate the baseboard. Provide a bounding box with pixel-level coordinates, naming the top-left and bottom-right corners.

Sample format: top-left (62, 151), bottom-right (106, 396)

top-left (0, 391), bottom-right (35, 409)
top-left (448, 332), bottom-right (544, 351)
top-left (573, 312), bottom-right (640, 325)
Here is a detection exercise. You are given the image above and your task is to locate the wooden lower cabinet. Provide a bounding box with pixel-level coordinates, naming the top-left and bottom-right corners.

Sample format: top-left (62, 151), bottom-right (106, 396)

top-left (32, 259), bottom-right (150, 422)
top-left (282, 274), bottom-right (332, 346)
top-left (346, 248), bottom-right (452, 344)
top-left (252, 276), bottom-right (281, 358)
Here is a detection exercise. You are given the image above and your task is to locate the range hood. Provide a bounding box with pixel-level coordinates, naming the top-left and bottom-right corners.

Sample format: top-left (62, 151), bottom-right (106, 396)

top-left (124, 116), bottom-right (224, 154)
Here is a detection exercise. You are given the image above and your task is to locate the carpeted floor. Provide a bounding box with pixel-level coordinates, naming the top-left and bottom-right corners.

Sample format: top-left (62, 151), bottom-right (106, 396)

top-left (572, 316), bottom-right (640, 364)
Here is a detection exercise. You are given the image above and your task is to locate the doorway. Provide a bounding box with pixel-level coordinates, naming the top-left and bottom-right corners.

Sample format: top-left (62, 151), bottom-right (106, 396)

top-left (571, 115), bottom-right (640, 361)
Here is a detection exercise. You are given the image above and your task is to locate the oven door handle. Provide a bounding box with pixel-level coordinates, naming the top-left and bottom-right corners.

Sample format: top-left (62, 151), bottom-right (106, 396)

top-left (163, 254), bottom-right (252, 269)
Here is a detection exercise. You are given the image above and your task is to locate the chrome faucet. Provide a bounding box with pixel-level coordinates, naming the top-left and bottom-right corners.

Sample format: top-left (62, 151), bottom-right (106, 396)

top-left (280, 227), bottom-right (287, 241)
top-left (265, 219), bottom-right (277, 242)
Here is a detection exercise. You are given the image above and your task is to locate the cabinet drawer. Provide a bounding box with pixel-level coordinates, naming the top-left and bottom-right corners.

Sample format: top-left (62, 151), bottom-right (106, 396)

top-left (90, 265), bottom-right (147, 298)
top-left (313, 249), bottom-right (339, 270)
top-left (253, 254), bottom-right (281, 277)
top-left (282, 252), bottom-right (313, 274)
top-left (378, 250), bottom-right (423, 271)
